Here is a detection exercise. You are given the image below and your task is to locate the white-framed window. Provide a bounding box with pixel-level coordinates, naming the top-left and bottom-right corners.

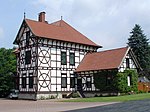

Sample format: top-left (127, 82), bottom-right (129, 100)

top-left (61, 73), bottom-right (67, 88)
top-left (86, 77), bottom-right (91, 88)
top-left (127, 75), bottom-right (131, 86)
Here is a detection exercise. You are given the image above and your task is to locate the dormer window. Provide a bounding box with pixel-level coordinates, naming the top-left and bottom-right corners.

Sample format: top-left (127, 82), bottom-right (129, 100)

top-left (26, 31), bottom-right (30, 46)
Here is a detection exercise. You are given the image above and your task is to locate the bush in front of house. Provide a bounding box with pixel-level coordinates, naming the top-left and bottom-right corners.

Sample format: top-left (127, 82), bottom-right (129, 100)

top-left (93, 70), bottom-right (117, 91)
top-left (93, 69), bottom-right (138, 93)
top-left (113, 69), bottom-right (138, 93)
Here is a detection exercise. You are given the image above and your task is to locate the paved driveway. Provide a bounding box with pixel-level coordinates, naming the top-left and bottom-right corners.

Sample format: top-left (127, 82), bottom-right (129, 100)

top-left (0, 99), bottom-right (150, 112)
top-left (0, 99), bottom-right (116, 112)
top-left (66, 99), bottom-right (150, 112)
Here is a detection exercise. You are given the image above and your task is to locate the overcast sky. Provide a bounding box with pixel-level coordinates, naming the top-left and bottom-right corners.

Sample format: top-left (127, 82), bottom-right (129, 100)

top-left (0, 0), bottom-right (150, 50)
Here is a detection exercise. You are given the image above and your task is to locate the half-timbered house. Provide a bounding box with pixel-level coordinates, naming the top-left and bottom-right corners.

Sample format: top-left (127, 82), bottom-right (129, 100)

top-left (76, 47), bottom-right (141, 97)
top-left (13, 12), bottom-right (141, 100)
top-left (13, 12), bottom-right (101, 100)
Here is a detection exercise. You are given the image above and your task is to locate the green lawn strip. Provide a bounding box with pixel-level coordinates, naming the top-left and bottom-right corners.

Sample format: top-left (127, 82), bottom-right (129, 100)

top-left (62, 93), bottom-right (150, 102)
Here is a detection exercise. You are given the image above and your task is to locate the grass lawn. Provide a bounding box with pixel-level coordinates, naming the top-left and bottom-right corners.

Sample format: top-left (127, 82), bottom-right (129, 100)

top-left (62, 93), bottom-right (150, 102)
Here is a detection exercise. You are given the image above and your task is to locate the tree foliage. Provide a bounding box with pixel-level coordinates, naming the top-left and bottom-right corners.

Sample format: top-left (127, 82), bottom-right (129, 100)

top-left (127, 24), bottom-right (150, 76)
top-left (0, 48), bottom-right (16, 97)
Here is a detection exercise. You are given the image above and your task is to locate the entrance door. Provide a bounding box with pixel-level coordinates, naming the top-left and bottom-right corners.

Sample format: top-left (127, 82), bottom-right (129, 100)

top-left (77, 78), bottom-right (82, 91)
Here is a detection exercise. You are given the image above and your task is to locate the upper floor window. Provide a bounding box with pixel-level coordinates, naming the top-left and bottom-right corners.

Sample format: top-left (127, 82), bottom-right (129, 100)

top-left (126, 58), bottom-right (130, 68)
top-left (25, 50), bottom-right (31, 64)
top-left (29, 73), bottom-right (34, 88)
top-left (26, 31), bottom-right (30, 46)
top-left (70, 53), bottom-right (75, 65)
top-left (61, 52), bottom-right (67, 65)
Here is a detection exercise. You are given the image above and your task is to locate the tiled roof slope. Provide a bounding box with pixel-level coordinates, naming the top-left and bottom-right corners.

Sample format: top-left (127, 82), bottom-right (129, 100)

top-left (76, 47), bottom-right (129, 72)
top-left (25, 19), bottom-right (101, 47)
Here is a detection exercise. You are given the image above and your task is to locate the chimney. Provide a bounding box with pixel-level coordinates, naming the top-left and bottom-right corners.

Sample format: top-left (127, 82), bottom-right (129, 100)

top-left (38, 12), bottom-right (46, 22)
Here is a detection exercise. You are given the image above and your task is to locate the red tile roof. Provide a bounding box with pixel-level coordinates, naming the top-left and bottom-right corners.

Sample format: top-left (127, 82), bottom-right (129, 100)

top-left (25, 19), bottom-right (101, 47)
top-left (76, 47), bottom-right (129, 72)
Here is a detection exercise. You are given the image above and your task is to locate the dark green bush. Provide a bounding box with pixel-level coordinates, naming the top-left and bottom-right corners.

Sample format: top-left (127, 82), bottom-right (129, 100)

top-left (94, 69), bottom-right (138, 93)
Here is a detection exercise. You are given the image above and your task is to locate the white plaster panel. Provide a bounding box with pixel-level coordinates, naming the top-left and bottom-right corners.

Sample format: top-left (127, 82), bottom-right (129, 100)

top-left (51, 78), bottom-right (56, 84)
top-left (51, 55), bottom-right (56, 61)
top-left (57, 70), bottom-right (61, 77)
top-left (57, 62), bottom-right (61, 67)
top-left (57, 55), bottom-right (61, 61)
top-left (61, 71), bottom-right (67, 74)
top-left (39, 86), bottom-right (49, 91)
top-left (48, 40), bottom-right (52, 45)
top-left (51, 48), bottom-right (56, 54)
top-left (75, 57), bottom-right (79, 63)
top-left (51, 70), bottom-right (56, 77)
top-left (75, 52), bottom-right (79, 56)
top-left (67, 50), bottom-right (69, 55)
top-left (51, 85), bottom-right (56, 91)
top-left (67, 78), bottom-right (70, 84)
top-left (80, 54), bottom-right (84, 62)
top-left (51, 61), bottom-right (56, 67)
top-left (57, 78), bottom-right (61, 84)
top-left (57, 49), bottom-right (61, 55)
top-left (57, 85), bottom-right (61, 91)
top-left (75, 63), bottom-right (79, 68)
top-left (53, 41), bottom-right (56, 45)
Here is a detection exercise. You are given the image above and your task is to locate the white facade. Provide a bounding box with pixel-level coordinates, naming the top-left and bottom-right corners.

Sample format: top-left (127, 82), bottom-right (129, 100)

top-left (15, 23), bottom-right (98, 99)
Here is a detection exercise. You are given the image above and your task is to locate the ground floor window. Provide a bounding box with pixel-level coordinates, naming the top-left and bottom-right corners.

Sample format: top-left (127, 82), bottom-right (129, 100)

top-left (86, 77), bottom-right (92, 88)
top-left (70, 77), bottom-right (75, 88)
top-left (61, 74), bottom-right (67, 88)
top-left (127, 75), bottom-right (131, 86)
top-left (22, 74), bottom-right (26, 88)
top-left (29, 73), bottom-right (34, 88)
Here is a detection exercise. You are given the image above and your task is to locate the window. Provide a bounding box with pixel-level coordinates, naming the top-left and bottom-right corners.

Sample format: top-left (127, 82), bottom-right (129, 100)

top-left (106, 75), bottom-right (112, 86)
top-left (29, 73), bottom-right (34, 88)
top-left (22, 74), bottom-right (26, 88)
top-left (86, 77), bottom-right (91, 88)
top-left (61, 74), bottom-right (67, 88)
top-left (127, 75), bottom-right (131, 86)
top-left (61, 52), bottom-right (67, 65)
top-left (25, 50), bottom-right (31, 64)
top-left (26, 31), bottom-right (30, 46)
top-left (70, 53), bottom-right (75, 65)
top-left (70, 77), bottom-right (75, 88)
top-left (126, 58), bottom-right (130, 68)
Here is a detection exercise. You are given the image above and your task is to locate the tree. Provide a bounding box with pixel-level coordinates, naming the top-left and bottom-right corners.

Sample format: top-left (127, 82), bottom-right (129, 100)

top-left (0, 48), bottom-right (16, 97)
top-left (127, 24), bottom-right (150, 76)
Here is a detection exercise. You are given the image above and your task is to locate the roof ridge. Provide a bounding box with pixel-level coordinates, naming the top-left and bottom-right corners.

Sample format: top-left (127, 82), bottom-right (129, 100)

top-left (97, 46), bottom-right (128, 53)
top-left (23, 18), bottom-right (101, 47)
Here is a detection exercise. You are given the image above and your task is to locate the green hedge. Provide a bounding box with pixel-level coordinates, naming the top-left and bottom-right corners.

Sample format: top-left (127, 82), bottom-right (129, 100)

top-left (113, 69), bottom-right (138, 93)
top-left (93, 69), bottom-right (138, 93)
top-left (93, 70), bottom-right (117, 91)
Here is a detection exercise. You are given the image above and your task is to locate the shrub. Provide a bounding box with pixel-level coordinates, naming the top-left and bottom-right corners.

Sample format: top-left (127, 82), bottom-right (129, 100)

top-left (93, 69), bottom-right (138, 93)
top-left (113, 69), bottom-right (138, 93)
top-left (93, 70), bottom-right (117, 91)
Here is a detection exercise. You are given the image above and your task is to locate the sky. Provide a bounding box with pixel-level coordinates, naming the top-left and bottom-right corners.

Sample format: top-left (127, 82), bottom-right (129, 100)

top-left (0, 0), bottom-right (150, 50)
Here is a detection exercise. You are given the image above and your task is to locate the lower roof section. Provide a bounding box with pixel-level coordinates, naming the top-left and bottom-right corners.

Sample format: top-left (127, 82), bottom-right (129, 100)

top-left (75, 47), bottom-right (129, 72)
